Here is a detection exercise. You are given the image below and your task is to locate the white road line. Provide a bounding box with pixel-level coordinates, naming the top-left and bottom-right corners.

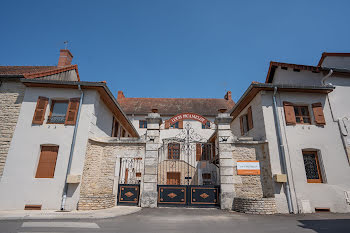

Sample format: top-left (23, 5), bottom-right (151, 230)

top-left (21, 222), bottom-right (100, 228)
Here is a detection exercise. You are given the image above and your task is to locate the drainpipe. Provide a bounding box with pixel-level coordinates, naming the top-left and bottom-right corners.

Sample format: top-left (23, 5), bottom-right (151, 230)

top-left (272, 87), bottom-right (294, 213)
top-left (60, 84), bottom-right (84, 211)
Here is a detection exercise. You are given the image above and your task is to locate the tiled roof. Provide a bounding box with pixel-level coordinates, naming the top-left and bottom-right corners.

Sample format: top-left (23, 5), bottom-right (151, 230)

top-left (0, 66), bottom-right (57, 76)
top-left (118, 97), bottom-right (235, 116)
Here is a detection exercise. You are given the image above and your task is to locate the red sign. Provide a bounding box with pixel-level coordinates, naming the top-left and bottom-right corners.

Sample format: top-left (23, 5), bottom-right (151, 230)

top-left (169, 113), bottom-right (209, 125)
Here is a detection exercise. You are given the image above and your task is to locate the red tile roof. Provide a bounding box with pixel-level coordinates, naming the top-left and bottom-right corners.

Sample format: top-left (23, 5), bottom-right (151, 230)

top-left (23, 65), bottom-right (80, 81)
top-left (0, 66), bottom-right (57, 76)
top-left (118, 97), bottom-right (235, 116)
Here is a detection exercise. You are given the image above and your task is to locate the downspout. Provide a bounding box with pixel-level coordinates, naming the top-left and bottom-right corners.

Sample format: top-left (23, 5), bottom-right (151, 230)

top-left (60, 84), bottom-right (84, 210)
top-left (272, 87), bottom-right (294, 213)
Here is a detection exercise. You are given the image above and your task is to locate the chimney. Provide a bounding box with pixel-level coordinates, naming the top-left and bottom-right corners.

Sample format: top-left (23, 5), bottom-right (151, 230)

top-left (58, 49), bottom-right (73, 68)
top-left (224, 91), bottom-right (232, 100)
top-left (117, 91), bottom-right (125, 100)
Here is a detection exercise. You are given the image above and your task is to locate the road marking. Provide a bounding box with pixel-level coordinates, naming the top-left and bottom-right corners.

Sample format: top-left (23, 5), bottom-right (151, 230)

top-left (21, 222), bottom-right (100, 228)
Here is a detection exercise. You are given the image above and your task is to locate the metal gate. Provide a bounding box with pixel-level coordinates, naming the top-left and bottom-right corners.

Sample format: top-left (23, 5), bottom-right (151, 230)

top-left (157, 122), bottom-right (220, 207)
top-left (117, 157), bottom-right (142, 206)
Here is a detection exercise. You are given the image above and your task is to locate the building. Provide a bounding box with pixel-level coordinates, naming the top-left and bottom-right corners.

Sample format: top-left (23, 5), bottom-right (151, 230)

top-left (0, 50), bottom-right (349, 214)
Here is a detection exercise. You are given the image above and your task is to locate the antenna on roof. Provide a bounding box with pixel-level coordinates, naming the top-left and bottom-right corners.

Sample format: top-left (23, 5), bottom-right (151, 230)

top-left (64, 41), bottom-right (69, 50)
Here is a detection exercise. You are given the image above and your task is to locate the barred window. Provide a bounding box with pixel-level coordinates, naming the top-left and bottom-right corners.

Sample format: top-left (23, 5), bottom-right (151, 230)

top-left (168, 143), bottom-right (180, 160)
top-left (302, 151), bottom-right (323, 183)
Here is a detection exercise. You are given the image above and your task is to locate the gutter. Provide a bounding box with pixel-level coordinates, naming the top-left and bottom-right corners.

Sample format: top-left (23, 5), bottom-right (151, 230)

top-left (272, 87), bottom-right (294, 213)
top-left (60, 84), bottom-right (84, 210)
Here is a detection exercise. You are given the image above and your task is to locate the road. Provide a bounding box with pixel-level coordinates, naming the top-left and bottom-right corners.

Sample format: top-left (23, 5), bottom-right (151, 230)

top-left (1, 207), bottom-right (350, 233)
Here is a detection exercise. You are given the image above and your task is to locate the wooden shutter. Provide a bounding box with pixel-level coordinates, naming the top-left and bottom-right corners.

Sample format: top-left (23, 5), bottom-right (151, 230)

top-left (32, 96), bottom-right (48, 125)
top-left (35, 146), bottom-right (59, 178)
top-left (312, 103), bottom-right (326, 125)
top-left (178, 120), bottom-right (183, 129)
top-left (165, 120), bottom-right (170, 129)
top-left (239, 116), bottom-right (244, 135)
top-left (247, 106), bottom-right (253, 130)
top-left (196, 143), bottom-right (202, 161)
top-left (283, 102), bottom-right (296, 125)
top-left (65, 98), bottom-right (80, 125)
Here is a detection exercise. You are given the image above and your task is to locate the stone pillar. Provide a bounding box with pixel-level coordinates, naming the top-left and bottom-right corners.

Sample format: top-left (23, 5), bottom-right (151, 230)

top-left (141, 113), bottom-right (162, 207)
top-left (215, 113), bottom-right (235, 210)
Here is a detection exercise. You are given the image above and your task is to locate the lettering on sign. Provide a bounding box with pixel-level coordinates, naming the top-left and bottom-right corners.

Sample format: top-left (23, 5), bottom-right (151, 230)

top-left (237, 161), bottom-right (261, 175)
top-left (169, 113), bottom-right (209, 125)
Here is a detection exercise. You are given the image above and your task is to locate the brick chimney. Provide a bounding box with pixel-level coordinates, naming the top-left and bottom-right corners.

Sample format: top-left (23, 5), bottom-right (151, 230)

top-left (117, 91), bottom-right (125, 100)
top-left (224, 91), bottom-right (232, 100)
top-left (58, 49), bottom-right (73, 68)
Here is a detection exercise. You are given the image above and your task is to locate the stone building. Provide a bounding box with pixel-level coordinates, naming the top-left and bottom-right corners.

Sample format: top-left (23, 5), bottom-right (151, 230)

top-left (0, 50), bottom-right (349, 214)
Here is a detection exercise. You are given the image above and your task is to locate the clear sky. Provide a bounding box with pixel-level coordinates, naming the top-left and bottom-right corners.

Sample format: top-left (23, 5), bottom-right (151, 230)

top-left (1, 0), bottom-right (350, 101)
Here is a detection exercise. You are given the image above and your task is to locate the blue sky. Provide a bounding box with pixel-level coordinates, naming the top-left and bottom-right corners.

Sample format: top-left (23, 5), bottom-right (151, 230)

top-left (1, 0), bottom-right (350, 101)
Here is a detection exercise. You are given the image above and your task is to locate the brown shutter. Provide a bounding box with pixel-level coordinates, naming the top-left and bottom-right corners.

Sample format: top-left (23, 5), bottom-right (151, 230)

top-left (312, 103), bottom-right (326, 125)
top-left (32, 96), bottom-right (48, 125)
top-left (196, 143), bottom-right (202, 161)
top-left (283, 102), bottom-right (296, 125)
top-left (178, 120), bottom-right (183, 129)
top-left (35, 146), bottom-right (59, 178)
top-left (165, 120), bottom-right (170, 129)
top-left (65, 98), bottom-right (80, 125)
top-left (247, 106), bottom-right (253, 130)
top-left (239, 116), bottom-right (244, 135)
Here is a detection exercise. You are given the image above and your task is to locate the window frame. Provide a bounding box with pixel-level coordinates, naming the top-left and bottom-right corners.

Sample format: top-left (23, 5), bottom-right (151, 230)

top-left (202, 121), bottom-right (210, 129)
top-left (241, 114), bottom-right (249, 134)
top-left (168, 143), bottom-right (180, 160)
top-left (293, 105), bottom-right (311, 125)
top-left (139, 120), bottom-right (147, 129)
top-left (47, 100), bottom-right (69, 124)
top-left (302, 150), bottom-right (323, 183)
top-left (170, 122), bottom-right (179, 129)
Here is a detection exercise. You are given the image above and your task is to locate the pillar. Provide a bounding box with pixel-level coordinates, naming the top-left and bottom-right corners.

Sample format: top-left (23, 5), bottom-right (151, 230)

top-left (141, 113), bottom-right (162, 207)
top-left (215, 113), bottom-right (236, 210)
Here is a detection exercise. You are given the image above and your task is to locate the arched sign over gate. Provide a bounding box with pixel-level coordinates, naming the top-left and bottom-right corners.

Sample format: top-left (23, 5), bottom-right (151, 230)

top-left (168, 113), bottom-right (209, 125)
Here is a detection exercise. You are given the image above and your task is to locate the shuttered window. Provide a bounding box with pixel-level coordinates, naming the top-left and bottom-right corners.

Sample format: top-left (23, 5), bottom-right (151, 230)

top-left (196, 143), bottom-right (202, 161)
top-left (35, 146), bottom-right (59, 178)
top-left (294, 106), bottom-right (311, 124)
top-left (312, 103), bottom-right (326, 125)
top-left (65, 98), bottom-right (80, 125)
top-left (32, 97), bottom-right (49, 125)
top-left (247, 106), bottom-right (253, 130)
top-left (48, 100), bottom-right (69, 124)
top-left (239, 114), bottom-right (249, 135)
top-left (139, 120), bottom-right (147, 128)
top-left (111, 117), bottom-right (120, 137)
top-left (283, 102), bottom-right (297, 125)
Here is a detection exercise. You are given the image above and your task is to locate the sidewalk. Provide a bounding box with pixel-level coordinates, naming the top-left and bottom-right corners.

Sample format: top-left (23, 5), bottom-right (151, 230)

top-left (0, 206), bottom-right (141, 220)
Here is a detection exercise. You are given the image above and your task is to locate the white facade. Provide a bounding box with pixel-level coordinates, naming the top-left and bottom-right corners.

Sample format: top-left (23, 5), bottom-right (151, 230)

top-left (0, 86), bottom-right (119, 210)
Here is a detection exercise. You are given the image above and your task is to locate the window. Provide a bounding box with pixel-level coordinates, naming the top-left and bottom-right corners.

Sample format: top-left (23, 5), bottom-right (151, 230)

top-left (302, 151), bottom-right (323, 183)
top-left (196, 143), bottom-right (212, 161)
top-left (35, 146), bottom-right (59, 178)
top-left (139, 120), bottom-right (147, 128)
top-left (202, 121), bottom-right (210, 129)
top-left (294, 106), bottom-right (311, 124)
top-left (239, 106), bottom-right (253, 135)
top-left (168, 143), bottom-right (180, 159)
top-left (48, 100), bottom-right (69, 124)
top-left (111, 117), bottom-right (119, 137)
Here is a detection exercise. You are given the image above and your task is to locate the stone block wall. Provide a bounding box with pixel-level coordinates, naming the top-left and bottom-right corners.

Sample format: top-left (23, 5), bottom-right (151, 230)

top-left (78, 138), bottom-right (145, 210)
top-left (0, 81), bottom-right (25, 178)
top-left (232, 142), bottom-right (274, 199)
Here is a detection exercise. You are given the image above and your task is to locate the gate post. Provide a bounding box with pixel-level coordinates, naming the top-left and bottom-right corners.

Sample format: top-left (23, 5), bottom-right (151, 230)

top-left (141, 113), bottom-right (162, 208)
top-left (215, 113), bottom-right (236, 210)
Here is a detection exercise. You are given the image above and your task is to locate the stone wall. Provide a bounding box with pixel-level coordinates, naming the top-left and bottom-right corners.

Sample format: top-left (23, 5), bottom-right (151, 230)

top-left (0, 81), bottom-right (25, 178)
top-left (78, 138), bottom-right (145, 210)
top-left (233, 197), bottom-right (277, 214)
top-left (232, 141), bottom-right (274, 198)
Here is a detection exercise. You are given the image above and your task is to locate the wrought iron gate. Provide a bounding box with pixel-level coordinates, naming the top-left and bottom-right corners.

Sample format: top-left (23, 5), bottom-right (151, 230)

top-left (117, 157), bottom-right (142, 206)
top-left (157, 122), bottom-right (220, 207)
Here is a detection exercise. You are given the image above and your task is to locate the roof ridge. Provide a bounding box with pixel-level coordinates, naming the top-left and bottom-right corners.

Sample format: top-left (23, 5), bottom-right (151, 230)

top-left (120, 97), bottom-right (231, 100)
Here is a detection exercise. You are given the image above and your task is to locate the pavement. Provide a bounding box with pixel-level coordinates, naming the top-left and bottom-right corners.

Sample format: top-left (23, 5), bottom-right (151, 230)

top-left (0, 206), bottom-right (141, 220)
top-left (1, 207), bottom-right (350, 232)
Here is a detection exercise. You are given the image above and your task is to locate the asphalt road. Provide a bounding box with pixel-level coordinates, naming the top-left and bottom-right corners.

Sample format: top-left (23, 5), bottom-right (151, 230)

top-left (1, 207), bottom-right (350, 233)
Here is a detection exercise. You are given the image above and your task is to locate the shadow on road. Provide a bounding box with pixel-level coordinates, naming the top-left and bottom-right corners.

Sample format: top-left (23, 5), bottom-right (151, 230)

top-left (298, 219), bottom-right (350, 233)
